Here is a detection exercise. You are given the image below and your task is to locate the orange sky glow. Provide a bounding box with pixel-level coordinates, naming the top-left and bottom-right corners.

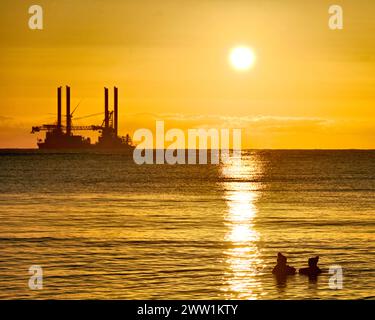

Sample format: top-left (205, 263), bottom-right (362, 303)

top-left (0, 0), bottom-right (374, 148)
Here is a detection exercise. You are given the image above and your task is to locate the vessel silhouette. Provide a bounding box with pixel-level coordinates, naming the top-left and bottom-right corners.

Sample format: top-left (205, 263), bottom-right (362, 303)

top-left (31, 86), bottom-right (134, 151)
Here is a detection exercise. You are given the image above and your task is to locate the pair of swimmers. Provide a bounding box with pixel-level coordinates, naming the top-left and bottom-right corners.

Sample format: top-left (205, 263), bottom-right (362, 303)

top-left (272, 252), bottom-right (322, 278)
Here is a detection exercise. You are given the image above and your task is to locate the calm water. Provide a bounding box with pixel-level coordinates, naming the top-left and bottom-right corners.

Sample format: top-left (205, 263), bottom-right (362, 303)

top-left (0, 150), bottom-right (374, 299)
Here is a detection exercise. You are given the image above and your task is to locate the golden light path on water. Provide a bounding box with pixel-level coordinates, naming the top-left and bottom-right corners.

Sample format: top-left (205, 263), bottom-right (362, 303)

top-left (221, 154), bottom-right (265, 299)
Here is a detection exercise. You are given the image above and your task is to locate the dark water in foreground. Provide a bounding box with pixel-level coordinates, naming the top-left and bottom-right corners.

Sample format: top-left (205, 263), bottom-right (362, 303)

top-left (0, 150), bottom-right (374, 299)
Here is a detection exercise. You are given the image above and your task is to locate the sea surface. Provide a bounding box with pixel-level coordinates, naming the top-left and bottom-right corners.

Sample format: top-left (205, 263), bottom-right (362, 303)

top-left (0, 150), bottom-right (374, 299)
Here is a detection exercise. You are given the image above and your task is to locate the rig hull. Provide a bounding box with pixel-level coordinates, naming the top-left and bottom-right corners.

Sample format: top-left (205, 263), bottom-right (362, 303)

top-left (36, 132), bottom-right (135, 150)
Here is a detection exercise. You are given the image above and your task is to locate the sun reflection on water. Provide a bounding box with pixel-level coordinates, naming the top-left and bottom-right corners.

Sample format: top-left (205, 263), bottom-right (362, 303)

top-left (221, 154), bottom-right (264, 299)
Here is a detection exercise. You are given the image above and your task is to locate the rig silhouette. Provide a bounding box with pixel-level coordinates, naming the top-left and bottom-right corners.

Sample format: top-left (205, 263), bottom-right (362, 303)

top-left (31, 86), bottom-right (134, 150)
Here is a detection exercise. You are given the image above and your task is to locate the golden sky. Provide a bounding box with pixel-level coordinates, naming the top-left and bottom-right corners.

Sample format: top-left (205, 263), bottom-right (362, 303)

top-left (0, 0), bottom-right (374, 148)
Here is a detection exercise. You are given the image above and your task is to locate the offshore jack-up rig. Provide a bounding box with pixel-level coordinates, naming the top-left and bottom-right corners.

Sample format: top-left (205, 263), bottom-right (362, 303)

top-left (31, 86), bottom-right (134, 150)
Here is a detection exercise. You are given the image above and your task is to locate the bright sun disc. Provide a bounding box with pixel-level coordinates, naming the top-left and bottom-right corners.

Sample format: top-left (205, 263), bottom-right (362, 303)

top-left (229, 47), bottom-right (256, 71)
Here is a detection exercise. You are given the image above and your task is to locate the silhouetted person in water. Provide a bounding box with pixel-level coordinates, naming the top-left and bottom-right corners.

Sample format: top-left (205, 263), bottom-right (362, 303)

top-left (299, 256), bottom-right (322, 278)
top-left (272, 252), bottom-right (296, 277)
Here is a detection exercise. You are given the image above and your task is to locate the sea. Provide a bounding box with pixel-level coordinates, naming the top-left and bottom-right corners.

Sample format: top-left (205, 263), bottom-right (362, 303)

top-left (0, 150), bottom-right (374, 299)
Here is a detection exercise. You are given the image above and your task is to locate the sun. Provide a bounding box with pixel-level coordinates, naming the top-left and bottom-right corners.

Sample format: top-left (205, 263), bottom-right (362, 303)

top-left (229, 46), bottom-right (256, 71)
